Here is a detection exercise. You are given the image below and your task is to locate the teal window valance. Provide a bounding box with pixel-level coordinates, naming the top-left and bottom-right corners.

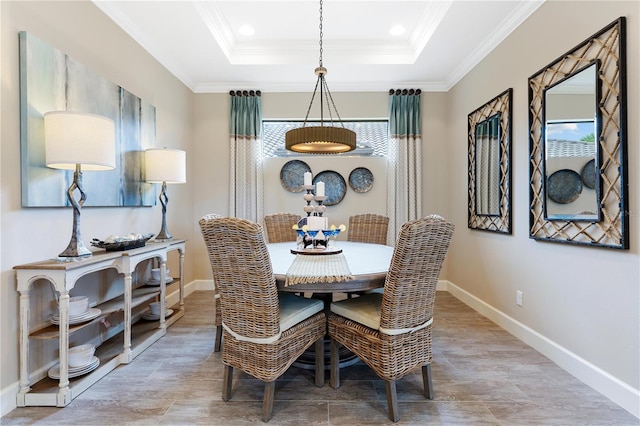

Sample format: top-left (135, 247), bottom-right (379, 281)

top-left (389, 89), bottom-right (421, 137)
top-left (230, 90), bottom-right (262, 138)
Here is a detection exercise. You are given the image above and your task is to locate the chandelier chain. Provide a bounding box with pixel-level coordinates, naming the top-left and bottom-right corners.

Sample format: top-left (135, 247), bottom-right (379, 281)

top-left (323, 78), bottom-right (346, 127)
top-left (284, 0), bottom-right (355, 153)
top-left (302, 77), bottom-right (321, 124)
top-left (318, 0), bottom-right (323, 67)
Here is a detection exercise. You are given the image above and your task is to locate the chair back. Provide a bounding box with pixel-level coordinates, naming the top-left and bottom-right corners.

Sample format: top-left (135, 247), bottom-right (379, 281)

top-left (347, 213), bottom-right (389, 245)
top-left (264, 213), bottom-right (302, 243)
top-left (380, 215), bottom-right (454, 332)
top-left (199, 216), bottom-right (280, 339)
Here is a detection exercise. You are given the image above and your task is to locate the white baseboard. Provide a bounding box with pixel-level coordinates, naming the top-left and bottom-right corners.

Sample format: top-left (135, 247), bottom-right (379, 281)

top-left (190, 279), bottom-right (215, 291)
top-left (1, 381), bottom-right (19, 417)
top-left (167, 280), bottom-right (213, 305)
top-left (440, 280), bottom-right (640, 419)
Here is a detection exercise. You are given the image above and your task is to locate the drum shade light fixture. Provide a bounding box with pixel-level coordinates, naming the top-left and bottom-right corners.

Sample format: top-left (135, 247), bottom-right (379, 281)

top-left (285, 0), bottom-right (356, 154)
top-left (44, 111), bottom-right (116, 258)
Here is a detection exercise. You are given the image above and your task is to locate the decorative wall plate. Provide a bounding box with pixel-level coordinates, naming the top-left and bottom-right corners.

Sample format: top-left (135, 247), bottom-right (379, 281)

top-left (313, 170), bottom-right (346, 206)
top-left (547, 169), bottom-right (583, 204)
top-left (348, 167), bottom-right (374, 193)
top-left (280, 160), bottom-right (311, 193)
top-left (580, 159), bottom-right (597, 189)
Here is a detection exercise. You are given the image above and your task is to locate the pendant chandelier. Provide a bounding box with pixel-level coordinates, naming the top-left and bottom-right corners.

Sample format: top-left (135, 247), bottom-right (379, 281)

top-left (285, 0), bottom-right (356, 154)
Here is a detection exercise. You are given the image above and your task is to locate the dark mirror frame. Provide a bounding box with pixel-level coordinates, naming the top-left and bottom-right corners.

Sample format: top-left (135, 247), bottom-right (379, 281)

top-left (542, 60), bottom-right (602, 222)
top-left (528, 17), bottom-right (628, 249)
top-left (467, 88), bottom-right (512, 234)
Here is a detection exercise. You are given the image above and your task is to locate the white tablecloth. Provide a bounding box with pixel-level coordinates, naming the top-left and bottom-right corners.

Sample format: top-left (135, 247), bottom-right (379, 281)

top-left (268, 241), bottom-right (394, 286)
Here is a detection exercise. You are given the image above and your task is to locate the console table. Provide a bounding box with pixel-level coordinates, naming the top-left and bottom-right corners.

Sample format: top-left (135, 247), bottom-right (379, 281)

top-left (13, 239), bottom-right (185, 407)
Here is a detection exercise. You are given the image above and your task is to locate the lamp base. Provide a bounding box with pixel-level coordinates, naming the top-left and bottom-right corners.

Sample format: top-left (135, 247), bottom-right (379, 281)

top-left (58, 165), bottom-right (92, 258)
top-left (155, 229), bottom-right (173, 241)
top-left (58, 239), bottom-right (92, 258)
top-left (155, 181), bottom-right (172, 241)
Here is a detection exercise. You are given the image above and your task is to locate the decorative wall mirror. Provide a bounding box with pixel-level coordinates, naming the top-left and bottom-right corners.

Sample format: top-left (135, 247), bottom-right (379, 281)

top-left (468, 88), bottom-right (512, 234)
top-left (529, 17), bottom-right (628, 249)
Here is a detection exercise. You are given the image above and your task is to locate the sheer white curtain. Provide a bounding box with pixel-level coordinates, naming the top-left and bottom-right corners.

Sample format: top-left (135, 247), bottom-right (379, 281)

top-left (387, 89), bottom-right (423, 242)
top-left (229, 90), bottom-right (263, 221)
top-left (475, 114), bottom-right (501, 215)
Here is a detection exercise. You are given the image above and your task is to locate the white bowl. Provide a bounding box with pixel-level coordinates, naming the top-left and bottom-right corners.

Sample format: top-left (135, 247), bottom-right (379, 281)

top-left (149, 301), bottom-right (167, 316)
top-left (68, 296), bottom-right (89, 317)
top-left (150, 268), bottom-right (171, 281)
top-left (68, 344), bottom-right (95, 368)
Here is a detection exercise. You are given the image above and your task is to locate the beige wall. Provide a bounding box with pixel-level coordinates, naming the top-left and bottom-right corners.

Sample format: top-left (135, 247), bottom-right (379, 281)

top-left (0, 0), bottom-right (194, 409)
top-left (1, 0), bottom-right (638, 419)
top-left (445, 0), bottom-right (638, 405)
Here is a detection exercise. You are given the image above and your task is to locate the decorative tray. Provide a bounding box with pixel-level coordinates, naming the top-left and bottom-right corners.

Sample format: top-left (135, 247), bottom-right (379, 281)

top-left (291, 247), bottom-right (342, 255)
top-left (91, 234), bottom-right (154, 251)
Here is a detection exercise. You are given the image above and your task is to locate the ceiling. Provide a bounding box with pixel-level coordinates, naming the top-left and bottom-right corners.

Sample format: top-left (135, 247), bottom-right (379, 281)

top-left (93, 0), bottom-right (544, 93)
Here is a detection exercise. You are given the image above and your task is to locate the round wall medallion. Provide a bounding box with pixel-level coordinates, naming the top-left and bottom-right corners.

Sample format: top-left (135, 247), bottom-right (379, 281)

top-left (580, 158), bottom-right (597, 189)
top-left (280, 160), bottom-right (311, 193)
top-left (547, 169), bottom-right (583, 204)
top-left (348, 167), bottom-right (374, 193)
top-left (312, 170), bottom-right (346, 206)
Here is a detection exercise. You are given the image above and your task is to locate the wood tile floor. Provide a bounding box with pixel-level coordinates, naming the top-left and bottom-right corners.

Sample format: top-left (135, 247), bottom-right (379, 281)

top-left (3, 291), bottom-right (638, 425)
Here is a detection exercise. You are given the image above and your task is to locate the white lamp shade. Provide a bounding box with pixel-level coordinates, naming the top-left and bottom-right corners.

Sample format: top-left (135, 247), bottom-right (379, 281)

top-left (145, 148), bottom-right (187, 183)
top-left (44, 111), bottom-right (116, 171)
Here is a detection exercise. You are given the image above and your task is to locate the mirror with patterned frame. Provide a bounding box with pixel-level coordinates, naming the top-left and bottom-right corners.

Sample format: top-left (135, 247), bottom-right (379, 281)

top-left (528, 17), bottom-right (628, 249)
top-left (467, 88), bottom-right (512, 234)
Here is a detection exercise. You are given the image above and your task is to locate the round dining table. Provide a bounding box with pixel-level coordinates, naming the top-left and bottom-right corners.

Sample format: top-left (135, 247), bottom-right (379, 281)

top-left (267, 240), bottom-right (395, 369)
top-left (267, 241), bottom-right (394, 293)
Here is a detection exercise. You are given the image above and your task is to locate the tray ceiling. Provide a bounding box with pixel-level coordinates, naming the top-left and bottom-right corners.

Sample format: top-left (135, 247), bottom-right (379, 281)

top-left (93, 0), bottom-right (544, 93)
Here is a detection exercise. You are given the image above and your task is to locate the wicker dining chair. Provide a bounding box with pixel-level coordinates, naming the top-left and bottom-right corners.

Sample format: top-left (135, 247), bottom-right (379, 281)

top-left (200, 214), bottom-right (224, 352)
top-left (263, 213), bottom-right (301, 243)
top-left (347, 213), bottom-right (390, 245)
top-left (328, 215), bottom-right (454, 422)
top-left (213, 292), bottom-right (222, 352)
top-left (198, 215), bottom-right (326, 422)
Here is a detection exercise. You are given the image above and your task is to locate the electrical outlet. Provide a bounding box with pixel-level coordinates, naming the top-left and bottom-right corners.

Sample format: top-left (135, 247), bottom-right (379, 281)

top-left (516, 290), bottom-right (523, 307)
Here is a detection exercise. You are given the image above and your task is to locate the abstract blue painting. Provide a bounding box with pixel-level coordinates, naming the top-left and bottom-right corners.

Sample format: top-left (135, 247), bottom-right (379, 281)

top-left (19, 31), bottom-right (156, 207)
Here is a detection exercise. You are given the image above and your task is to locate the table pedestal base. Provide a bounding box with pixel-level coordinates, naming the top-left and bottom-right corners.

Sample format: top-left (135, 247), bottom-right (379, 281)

top-left (294, 336), bottom-right (359, 370)
top-left (294, 293), bottom-right (361, 370)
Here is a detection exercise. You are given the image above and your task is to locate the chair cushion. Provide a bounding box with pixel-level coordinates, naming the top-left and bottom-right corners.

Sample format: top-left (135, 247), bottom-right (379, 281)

top-left (330, 293), bottom-right (382, 330)
top-left (279, 293), bottom-right (324, 332)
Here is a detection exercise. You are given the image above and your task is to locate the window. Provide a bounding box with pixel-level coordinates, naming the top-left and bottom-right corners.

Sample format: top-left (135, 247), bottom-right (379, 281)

top-left (262, 120), bottom-right (389, 158)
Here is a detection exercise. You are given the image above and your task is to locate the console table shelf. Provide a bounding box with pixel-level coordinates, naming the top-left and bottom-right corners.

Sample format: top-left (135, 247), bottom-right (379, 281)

top-left (14, 239), bottom-right (186, 407)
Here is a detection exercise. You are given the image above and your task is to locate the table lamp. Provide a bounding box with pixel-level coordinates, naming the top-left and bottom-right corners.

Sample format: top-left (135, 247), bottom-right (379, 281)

top-left (144, 148), bottom-right (186, 240)
top-left (44, 111), bottom-right (116, 258)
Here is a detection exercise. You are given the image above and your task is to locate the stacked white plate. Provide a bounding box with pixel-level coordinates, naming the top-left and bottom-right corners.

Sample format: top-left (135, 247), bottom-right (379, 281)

top-left (51, 308), bottom-right (102, 325)
top-left (47, 356), bottom-right (100, 379)
top-left (143, 309), bottom-right (174, 321)
top-left (144, 277), bottom-right (174, 286)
